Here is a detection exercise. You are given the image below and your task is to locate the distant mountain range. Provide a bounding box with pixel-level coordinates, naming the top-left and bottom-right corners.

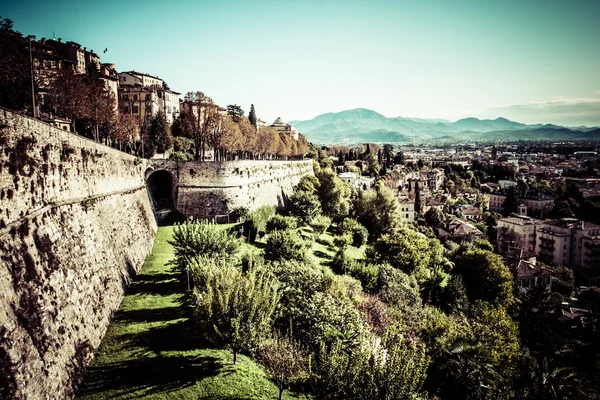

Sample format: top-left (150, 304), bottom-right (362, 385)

top-left (288, 108), bottom-right (600, 144)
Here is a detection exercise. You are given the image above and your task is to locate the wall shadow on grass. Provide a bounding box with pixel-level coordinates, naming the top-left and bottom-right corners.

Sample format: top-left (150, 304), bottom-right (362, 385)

top-left (78, 354), bottom-right (223, 398)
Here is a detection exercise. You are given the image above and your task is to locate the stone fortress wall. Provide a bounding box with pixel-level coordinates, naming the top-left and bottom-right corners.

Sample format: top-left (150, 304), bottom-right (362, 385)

top-left (0, 109), bottom-right (157, 399)
top-left (0, 108), bottom-right (314, 398)
top-left (149, 159), bottom-right (314, 220)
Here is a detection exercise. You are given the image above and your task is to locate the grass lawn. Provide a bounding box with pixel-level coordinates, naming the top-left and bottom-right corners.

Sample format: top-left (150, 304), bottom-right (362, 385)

top-left (307, 228), bottom-right (366, 269)
top-left (77, 225), bottom-right (302, 400)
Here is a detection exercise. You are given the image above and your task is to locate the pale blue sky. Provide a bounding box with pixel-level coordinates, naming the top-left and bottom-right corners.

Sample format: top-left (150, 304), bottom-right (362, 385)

top-left (3, 0), bottom-right (600, 125)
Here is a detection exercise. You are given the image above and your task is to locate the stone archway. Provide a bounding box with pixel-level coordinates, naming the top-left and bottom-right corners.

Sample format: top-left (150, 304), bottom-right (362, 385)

top-left (147, 169), bottom-right (175, 210)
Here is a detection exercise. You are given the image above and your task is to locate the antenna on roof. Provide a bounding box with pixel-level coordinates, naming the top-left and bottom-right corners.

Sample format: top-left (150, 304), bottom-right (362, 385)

top-left (52, 31), bottom-right (55, 39)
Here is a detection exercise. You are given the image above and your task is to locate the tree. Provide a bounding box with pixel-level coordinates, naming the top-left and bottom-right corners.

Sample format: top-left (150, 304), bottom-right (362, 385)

top-left (354, 184), bottom-right (401, 238)
top-left (192, 265), bottom-right (280, 364)
top-left (0, 18), bottom-right (31, 111)
top-left (113, 113), bottom-right (139, 151)
top-left (316, 168), bottom-right (350, 220)
top-left (150, 111), bottom-right (172, 154)
top-left (183, 90), bottom-right (213, 160)
top-left (258, 333), bottom-right (310, 400)
top-left (237, 117), bottom-right (257, 159)
top-left (290, 190), bottom-right (322, 225)
top-left (425, 207), bottom-right (445, 227)
top-left (383, 144), bottom-right (394, 168)
top-left (248, 104), bottom-right (257, 130)
top-left (454, 249), bottom-right (514, 306)
top-left (226, 104), bottom-right (244, 122)
top-left (368, 226), bottom-right (450, 285)
top-left (414, 180), bottom-right (422, 215)
top-left (502, 187), bottom-right (519, 216)
top-left (45, 67), bottom-right (90, 132)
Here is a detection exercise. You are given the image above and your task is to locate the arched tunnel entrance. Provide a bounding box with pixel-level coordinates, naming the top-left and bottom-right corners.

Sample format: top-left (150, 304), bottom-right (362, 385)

top-left (146, 169), bottom-right (184, 225)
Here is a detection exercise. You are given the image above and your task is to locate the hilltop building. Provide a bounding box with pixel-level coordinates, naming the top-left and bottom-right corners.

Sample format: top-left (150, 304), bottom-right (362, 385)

top-left (270, 117), bottom-right (299, 140)
top-left (118, 71), bottom-right (180, 124)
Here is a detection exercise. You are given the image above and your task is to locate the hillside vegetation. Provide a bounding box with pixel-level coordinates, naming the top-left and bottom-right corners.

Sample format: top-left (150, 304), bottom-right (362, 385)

top-left (79, 157), bottom-right (599, 399)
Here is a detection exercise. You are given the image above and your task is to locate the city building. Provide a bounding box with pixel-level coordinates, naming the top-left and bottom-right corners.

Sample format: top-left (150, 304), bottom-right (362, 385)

top-left (398, 197), bottom-right (415, 223)
top-left (535, 219), bottom-right (600, 281)
top-left (118, 71), bottom-right (180, 124)
top-left (497, 215), bottom-right (542, 254)
top-left (339, 172), bottom-right (357, 187)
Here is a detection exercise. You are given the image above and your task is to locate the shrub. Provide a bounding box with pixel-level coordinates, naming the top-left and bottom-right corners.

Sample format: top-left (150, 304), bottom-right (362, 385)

top-left (244, 206), bottom-right (276, 243)
top-left (347, 262), bottom-right (380, 293)
top-left (266, 215), bottom-right (297, 233)
top-left (351, 225), bottom-right (368, 247)
top-left (310, 215), bottom-right (331, 236)
top-left (313, 328), bottom-right (429, 399)
top-left (264, 229), bottom-right (308, 262)
top-left (169, 219), bottom-right (240, 269)
top-left (377, 264), bottom-right (421, 307)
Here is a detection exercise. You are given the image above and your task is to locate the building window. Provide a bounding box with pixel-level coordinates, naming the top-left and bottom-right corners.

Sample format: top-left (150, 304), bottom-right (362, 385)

top-left (132, 106), bottom-right (139, 114)
top-left (406, 214), bottom-right (409, 219)
top-left (123, 106), bottom-right (129, 113)
top-left (146, 94), bottom-right (151, 100)
top-left (121, 94), bottom-right (128, 101)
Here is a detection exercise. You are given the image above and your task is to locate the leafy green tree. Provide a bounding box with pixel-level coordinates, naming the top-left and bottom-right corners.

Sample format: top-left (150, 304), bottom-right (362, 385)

top-left (290, 190), bottom-right (321, 225)
top-left (453, 249), bottom-right (514, 306)
top-left (414, 180), bottom-right (422, 215)
top-left (354, 184), bottom-right (400, 238)
top-left (425, 207), bottom-right (445, 227)
top-left (383, 144), bottom-right (394, 168)
top-left (310, 215), bottom-right (331, 236)
top-left (502, 187), bottom-right (519, 216)
top-left (150, 111), bottom-right (173, 153)
top-left (192, 265), bottom-right (280, 364)
top-left (316, 168), bottom-right (350, 219)
top-left (226, 104), bottom-right (244, 122)
top-left (248, 103), bottom-right (257, 129)
top-left (314, 328), bottom-right (429, 399)
top-left (368, 226), bottom-right (451, 285)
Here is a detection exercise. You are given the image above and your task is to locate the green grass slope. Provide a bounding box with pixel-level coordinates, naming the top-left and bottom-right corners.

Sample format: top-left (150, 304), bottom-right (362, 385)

top-left (77, 226), bottom-right (301, 400)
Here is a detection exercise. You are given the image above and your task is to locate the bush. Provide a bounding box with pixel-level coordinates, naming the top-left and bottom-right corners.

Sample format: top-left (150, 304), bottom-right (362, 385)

top-left (244, 206), bottom-right (276, 242)
top-left (347, 262), bottom-right (380, 293)
top-left (339, 218), bottom-right (368, 247)
top-left (351, 225), bottom-right (368, 247)
top-left (310, 215), bottom-right (331, 236)
top-left (332, 248), bottom-right (351, 275)
top-left (266, 215), bottom-right (297, 233)
top-left (264, 229), bottom-right (308, 262)
top-left (169, 219), bottom-right (240, 269)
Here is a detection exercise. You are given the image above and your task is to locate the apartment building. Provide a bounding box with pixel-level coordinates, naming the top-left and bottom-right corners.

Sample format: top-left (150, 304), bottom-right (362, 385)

top-left (118, 71), bottom-right (180, 123)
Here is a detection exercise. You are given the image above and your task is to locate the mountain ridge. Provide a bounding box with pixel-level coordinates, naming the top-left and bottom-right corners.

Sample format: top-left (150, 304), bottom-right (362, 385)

top-left (288, 108), bottom-right (600, 144)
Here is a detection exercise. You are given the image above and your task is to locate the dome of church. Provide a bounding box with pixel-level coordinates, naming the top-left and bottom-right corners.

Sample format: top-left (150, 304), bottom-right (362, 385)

top-left (272, 117), bottom-right (285, 125)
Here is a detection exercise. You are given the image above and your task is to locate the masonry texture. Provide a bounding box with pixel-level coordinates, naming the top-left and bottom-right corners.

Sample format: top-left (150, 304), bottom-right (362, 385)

top-left (0, 109), bottom-right (157, 399)
top-left (148, 159), bottom-right (314, 219)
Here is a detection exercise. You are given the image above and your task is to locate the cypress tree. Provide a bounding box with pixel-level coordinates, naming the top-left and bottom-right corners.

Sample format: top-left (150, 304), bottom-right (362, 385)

top-left (249, 104), bottom-right (257, 130)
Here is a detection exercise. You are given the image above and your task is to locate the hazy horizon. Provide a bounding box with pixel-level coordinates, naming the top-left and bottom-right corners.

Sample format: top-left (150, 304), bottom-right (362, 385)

top-left (3, 0), bottom-right (599, 126)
